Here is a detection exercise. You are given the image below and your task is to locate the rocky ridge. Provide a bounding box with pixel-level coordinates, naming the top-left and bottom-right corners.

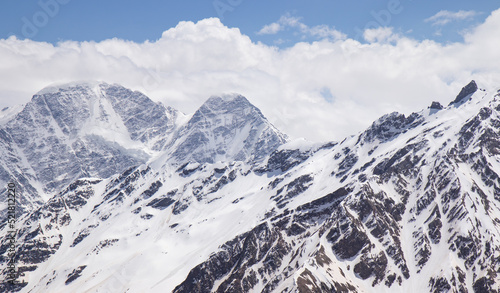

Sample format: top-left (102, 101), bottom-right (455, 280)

top-left (1, 81), bottom-right (500, 292)
top-left (0, 83), bottom-right (286, 221)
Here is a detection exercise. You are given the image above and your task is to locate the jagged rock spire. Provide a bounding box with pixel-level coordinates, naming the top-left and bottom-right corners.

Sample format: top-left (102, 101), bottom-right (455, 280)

top-left (449, 80), bottom-right (478, 106)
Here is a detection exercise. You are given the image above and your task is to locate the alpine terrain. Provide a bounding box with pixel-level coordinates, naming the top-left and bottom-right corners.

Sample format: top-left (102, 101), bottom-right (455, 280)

top-left (1, 80), bottom-right (500, 292)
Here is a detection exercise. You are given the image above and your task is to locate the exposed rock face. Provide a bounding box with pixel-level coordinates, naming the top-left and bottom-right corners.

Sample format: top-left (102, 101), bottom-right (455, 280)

top-left (357, 111), bottom-right (424, 144)
top-left (0, 85), bottom-right (286, 221)
top-left (0, 82), bottom-right (181, 219)
top-left (449, 80), bottom-right (478, 106)
top-left (429, 101), bottom-right (443, 110)
top-left (165, 94), bottom-right (288, 164)
top-left (1, 80), bottom-right (500, 293)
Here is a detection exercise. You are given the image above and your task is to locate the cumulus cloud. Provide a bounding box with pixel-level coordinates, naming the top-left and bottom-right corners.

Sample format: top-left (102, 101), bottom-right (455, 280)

top-left (1, 11), bottom-right (500, 142)
top-left (425, 10), bottom-right (480, 26)
top-left (257, 14), bottom-right (346, 41)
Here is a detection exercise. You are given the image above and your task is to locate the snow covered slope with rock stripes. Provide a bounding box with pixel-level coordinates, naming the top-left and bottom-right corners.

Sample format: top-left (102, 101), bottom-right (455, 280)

top-left (1, 80), bottom-right (500, 292)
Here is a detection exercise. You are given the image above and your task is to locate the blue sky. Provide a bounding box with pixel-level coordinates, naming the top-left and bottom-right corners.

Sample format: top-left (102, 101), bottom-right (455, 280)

top-left (1, 0), bottom-right (498, 46)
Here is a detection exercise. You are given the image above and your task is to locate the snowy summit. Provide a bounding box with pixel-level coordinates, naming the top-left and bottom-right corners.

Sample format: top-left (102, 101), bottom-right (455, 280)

top-left (0, 80), bottom-right (499, 292)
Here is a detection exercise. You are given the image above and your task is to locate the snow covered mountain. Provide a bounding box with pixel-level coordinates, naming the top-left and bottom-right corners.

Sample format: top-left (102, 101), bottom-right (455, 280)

top-left (0, 83), bottom-right (285, 222)
top-left (0, 81), bottom-right (183, 219)
top-left (160, 93), bottom-right (288, 165)
top-left (2, 80), bottom-right (500, 292)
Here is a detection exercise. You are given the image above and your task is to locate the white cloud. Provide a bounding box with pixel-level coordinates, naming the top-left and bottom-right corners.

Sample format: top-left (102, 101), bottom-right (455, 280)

top-left (425, 10), bottom-right (479, 26)
top-left (308, 25), bottom-right (346, 40)
top-left (279, 15), bottom-right (303, 27)
top-left (257, 22), bottom-right (282, 35)
top-left (1, 11), bottom-right (500, 142)
top-left (363, 27), bottom-right (399, 43)
top-left (257, 14), bottom-right (346, 41)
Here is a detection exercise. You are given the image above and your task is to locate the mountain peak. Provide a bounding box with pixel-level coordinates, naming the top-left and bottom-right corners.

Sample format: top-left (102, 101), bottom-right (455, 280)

top-left (208, 93), bottom-right (246, 103)
top-left (429, 101), bottom-right (443, 110)
top-left (166, 93), bottom-right (287, 164)
top-left (3, 81), bottom-right (180, 197)
top-left (198, 93), bottom-right (257, 117)
top-left (359, 111), bottom-right (424, 144)
top-left (4, 81), bottom-right (500, 293)
top-left (35, 80), bottom-right (108, 96)
top-left (449, 80), bottom-right (478, 106)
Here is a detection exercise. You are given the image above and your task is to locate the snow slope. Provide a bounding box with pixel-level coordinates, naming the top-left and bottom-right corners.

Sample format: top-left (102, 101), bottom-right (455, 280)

top-left (1, 81), bottom-right (500, 292)
top-left (0, 81), bottom-right (184, 220)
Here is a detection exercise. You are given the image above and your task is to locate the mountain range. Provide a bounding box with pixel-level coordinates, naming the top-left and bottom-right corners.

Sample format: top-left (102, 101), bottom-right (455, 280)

top-left (0, 82), bottom-right (286, 221)
top-left (1, 80), bottom-right (499, 292)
